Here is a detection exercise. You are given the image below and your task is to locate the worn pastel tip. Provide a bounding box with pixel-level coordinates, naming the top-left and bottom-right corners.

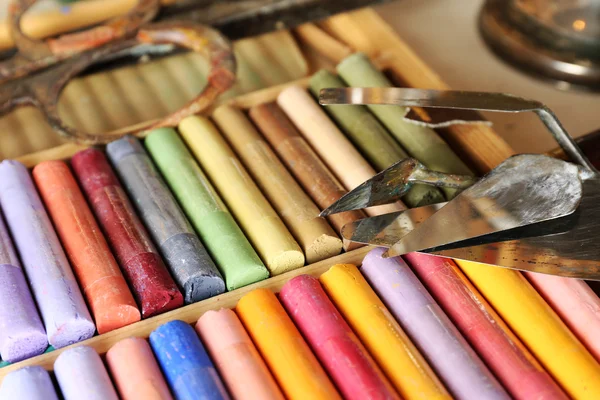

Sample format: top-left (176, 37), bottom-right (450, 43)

top-left (0, 265), bottom-right (49, 363)
top-left (1, 330), bottom-right (48, 364)
top-left (49, 317), bottom-right (96, 349)
top-left (141, 288), bottom-right (184, 319)
top-left (305, 233), bottom-right (343, 264)
top-left (266, 249), bottom-right (305, 276)
top-left (184, 274), bottom-right (227, 304)
top-left (95, 303), bottom-right (141, 334)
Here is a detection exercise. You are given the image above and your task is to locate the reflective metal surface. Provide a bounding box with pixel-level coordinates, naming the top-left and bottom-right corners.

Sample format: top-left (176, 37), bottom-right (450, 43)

top-left (319, 158), bottom-right (475, 217)
top-left (341, 203), bottom-right (445, 246)
top-left (386, 154), bottom-right (583, 257)
top-left (319, 87), bottom-right (598, 177)
top-left (320, 88), bottom-right (600, 278)
top-left (430, 178), bottom-right (600, 280)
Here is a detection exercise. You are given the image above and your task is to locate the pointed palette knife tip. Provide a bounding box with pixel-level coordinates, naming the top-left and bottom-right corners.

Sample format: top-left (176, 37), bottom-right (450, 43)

top-left (319, 158), bottom-right (475, 217)
top-left (340, 203), bottom-right (446, 247)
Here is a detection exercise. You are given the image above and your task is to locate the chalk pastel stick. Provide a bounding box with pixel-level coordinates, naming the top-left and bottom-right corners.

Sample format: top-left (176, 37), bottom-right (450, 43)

top-left (362, 249), bottom-right (508, 399)
top-left (0, 366), bottom-right (59, 400)
top-left (0, 209), bottom-right (47, 363)
top-left (337, 53), bottom-right (473, 199)
top-left (280, 275), bottom-right (400, 400)
top-left (236, 289), bottom-right (341, 400)
top-left (309, 70), bottom-right (444, 208)
top-left (145, 128), bottom-right (266, 290)
top-left (106, 337), bottom-right (173, 400)
top-left (320, 264), bottom-right (450, 400)
top-left (72, 147), bottom-right (184, 314)
top-left (106, 136), bottom-right (222, 302)
top-left (54, 346), bottom-right (119, 400)
top-left (458, 260), bottom-right (600, 399)
top-left (405, 253), bottom-right (567, 400)
top-left (33, 161), bottom-right (140, 333)
top-left (195, 309), bottom-right (284, 400)
top-left (213, 105), bottom-right (342, 263)
top-left (150, 320), bottom-right (230, 400)
top-left (277, 86), bottom-right (405, 216)
top-left (179, 116), bottom-right (305, 275)
top-left (525, 272), bottom-right (600, 363)
top-left (0, 160), bottom-right (94, 348)
top-left (248, 103), bottom-right (366, 247)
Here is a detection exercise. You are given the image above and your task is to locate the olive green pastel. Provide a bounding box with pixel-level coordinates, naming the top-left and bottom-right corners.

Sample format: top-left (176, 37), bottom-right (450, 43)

top-left (337, 53), bottom-right (474, 199)
top-left (145, 128), bottom-right (269, 290)
top-left (309, 69), bottom-right (445, 207)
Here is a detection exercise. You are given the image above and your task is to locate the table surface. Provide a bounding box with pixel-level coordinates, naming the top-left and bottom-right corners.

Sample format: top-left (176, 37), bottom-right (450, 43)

top-left (374, 0), bottom-right (600, 154)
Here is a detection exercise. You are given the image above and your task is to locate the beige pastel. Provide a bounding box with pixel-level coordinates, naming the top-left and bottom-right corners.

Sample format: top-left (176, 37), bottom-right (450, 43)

top-left (277, 86), bottom-right (404, 216)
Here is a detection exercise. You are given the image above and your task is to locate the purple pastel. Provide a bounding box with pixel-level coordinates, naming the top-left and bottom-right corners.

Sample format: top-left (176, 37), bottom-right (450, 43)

top-left (0, 366), bottom-right (59, 400)
top-left (0, 160), bottom-right (95, 348)
top-left (0, 209), bottom-right (47, 362)
top-left (361, 248), bottom-right (509, 400)
top-left (54, 346), bottom-right (119, 400)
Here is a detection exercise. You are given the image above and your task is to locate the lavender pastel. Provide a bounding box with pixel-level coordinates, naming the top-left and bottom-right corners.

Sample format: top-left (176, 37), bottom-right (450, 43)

top-left (361, 248), bottom-right (509, 400)
top-left (0, 160), bottom-right (95, 348)
top-left (0, 208), bottom-right (47, 362)
top-left (0, 366), bottom-right (59, 400)
top-left (54, 346), bottom-right (119, 400)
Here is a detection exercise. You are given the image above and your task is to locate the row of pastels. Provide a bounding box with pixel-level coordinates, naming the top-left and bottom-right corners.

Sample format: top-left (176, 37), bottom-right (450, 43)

top-left (1, 52), bottom-right (600, 399)
top-left (0, 249), bottom-right (600, 400)
top-left (3, 249), bottom-right (600, 399)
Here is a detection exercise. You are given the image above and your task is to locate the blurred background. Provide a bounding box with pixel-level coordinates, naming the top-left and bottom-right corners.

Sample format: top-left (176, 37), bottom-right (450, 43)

top-left (2, 0), bottom-right (599, 155)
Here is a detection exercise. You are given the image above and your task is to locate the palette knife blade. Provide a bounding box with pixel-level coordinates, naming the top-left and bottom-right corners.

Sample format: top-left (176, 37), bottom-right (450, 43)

top-left (385, 154), bottom-right (583, 258)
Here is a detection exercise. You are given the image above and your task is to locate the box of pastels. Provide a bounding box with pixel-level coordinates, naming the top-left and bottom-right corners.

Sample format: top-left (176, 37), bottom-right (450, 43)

top-left (1, 4), bottom-right (600, 400)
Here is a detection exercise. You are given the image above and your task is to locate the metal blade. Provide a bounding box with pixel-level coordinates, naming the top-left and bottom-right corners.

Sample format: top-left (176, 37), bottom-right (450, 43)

top-left (386, 154), bottom-right (583, 257)
top-left (319, 88), bottom-right (598, 178)
top-left (341, 203), bottom-right (445, 246)
top-left (320, 158), bottom-right (475, 217)
top-left (429, 178), bottom-right (600, 280)
top-left (319, 87), bottom-right (545, 112)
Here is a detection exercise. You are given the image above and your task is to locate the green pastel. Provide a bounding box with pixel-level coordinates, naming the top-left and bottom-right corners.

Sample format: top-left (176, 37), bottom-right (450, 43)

top-left (309, 69), bottom-right (445, 207)
top-left (145, 128), bottom-right (269, 290)
top-left (337, 53), bottom-right (474, 199)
